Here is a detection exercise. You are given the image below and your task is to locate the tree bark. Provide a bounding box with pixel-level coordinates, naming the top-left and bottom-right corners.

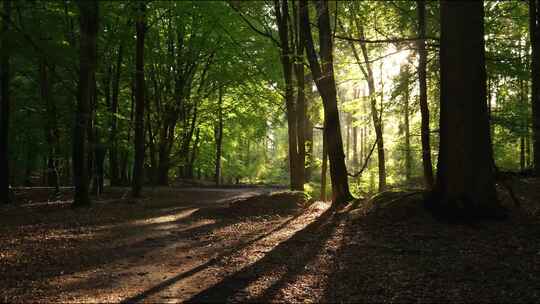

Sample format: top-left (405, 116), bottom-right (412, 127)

top-left (109, 43), bottom-right (123, 186)
top-left (215, 86), bottom-right (224, 186)
top-left (0, 0), bottom-right (11, 204)
top-left (529, 0), bottom-right (540, 175)
top-left (320, 127), bottom-right (328, 201)
top-left (403, 66), bottom-right (412, 183)
top-left (40, 60), bottom-right (60, 194)
top-left (294, 0), bottom-right (306, 190)
top-left (304, 73), bottom-right (314, 182)
top-left (434, 1), bottom-right (503, 218)
top-left (301, 0), bottom-right (353, 204)
top-left (274, 0), bottom-right (303, 191)
top-left (417, 0), bottom-right (434, 189)
top-left (132, 2), bottom-right (146, 198)
top-left (73, 0), bottom-right (98, 207)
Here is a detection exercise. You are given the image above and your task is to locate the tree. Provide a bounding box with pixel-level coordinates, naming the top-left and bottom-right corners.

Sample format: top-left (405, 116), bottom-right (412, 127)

top-left (343, 4), bottom-right (387, 192)
top-left (0, 0), bottom-right (11, 204)
top-left (215, 86), bottom-right (224, 186)
top-left (530, 0), bottom-right (540, 175)
top-left (433, 1), bottom-right (503, 218)
top-left (132, 1), bottom-right (146, 198)
top-left (109, 43), bottom-right (123, 186)
top-left (73, 0), bottom-right (98, 207)
top-left (417, 0), bottom-right (434, 189)
top-left (300, 0), bottom-right (353, 204)
top-left (274, 0), bottom-right (304, 191)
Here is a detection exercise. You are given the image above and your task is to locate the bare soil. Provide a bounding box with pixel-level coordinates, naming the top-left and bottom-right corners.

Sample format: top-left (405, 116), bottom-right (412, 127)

top-left (1, 179), bottom-right (540, 303)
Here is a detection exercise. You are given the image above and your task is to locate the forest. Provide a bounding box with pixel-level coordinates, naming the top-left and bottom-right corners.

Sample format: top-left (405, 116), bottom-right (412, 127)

top-left (1, 0), bottom-right (540, 302)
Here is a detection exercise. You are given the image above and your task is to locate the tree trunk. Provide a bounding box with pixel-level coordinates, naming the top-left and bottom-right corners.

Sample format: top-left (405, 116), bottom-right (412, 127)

top-left (417, 0), bottom-right (434, 189)
top-left (434, 1), bottom-right (503, 218)
top-left (346, 113), bottom-right (351, 164)
top-left (40, 60), bottom-right (60, 194)
top-left (215, 86), bottom-right (224, 186)
top-left (109, 43), bottom-right (123, 186)
top-left (520, 41), bottom-right (527, 171)
top-left (301, 0), bottom-right (353, 205)
top-left (274, 0), bottom-right (303, 191)
top-left (320, 128), bottom-right (328, 201)
top-left (132, 2), bottom-right (146, 198)
top-left (0, 0), bottom-right (11, 204)
top-left (347, 11), bottom-right (386, 191)
top-left (294, 1), bottom-right (306, 190)
top-left (529, 0), bottom-right (540, 175)
top-left (73, 0), bottom-right (98, 207)
top-left (352, 122), bottom-right (358, 170)
top-left (403, 68), bottom-right (412, 183)
top-left (304, 73), bottom-right (314, 182)
top-left (187, 128), bottom-right (200, 179)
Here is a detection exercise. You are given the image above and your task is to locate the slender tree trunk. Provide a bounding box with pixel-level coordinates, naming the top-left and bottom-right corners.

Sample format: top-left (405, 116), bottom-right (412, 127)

top-left (0, 0), bottom-right (11, 203)
top-left (520, 42), bottom-right (527, 171)
top-left (417, 0), bottom-right (434, 189)
top-left (352, 121), bottom-right (358, 170)
top-left (434, 1), bottom-right (503, 218)
top-left (304, 73), bottom-right (314, 182)
top-left (346, 113), bottom-right (351, 163)
top-left (109, 44), bottom-right (123, 186)
top-left (301, 0), bottom-right (352, 204)
top-left (320, 128), bottom-right (328, 201)
top-left (360, 127), bottom-right (364, 165)
top-left (347, 12), bottom-right (386, 191)
top-left (73, 0), bottom-right (98, 207)
top-left (403, 69), bottom-right (412, 183)
top-left (215, 86), bottom-right (224, 186)
top-left (40, 60), bottom-right (60, 194)
top-left (294, 1), bottom-right (306, 190)
top-left (187, 128), bottom-right (200, 179)
top-left (529, 0), bottom-right (540, 175)
top-left (132, 2), bottom-right (146, 198)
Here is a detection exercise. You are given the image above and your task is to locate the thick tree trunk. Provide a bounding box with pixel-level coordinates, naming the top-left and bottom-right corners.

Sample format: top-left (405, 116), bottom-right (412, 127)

top-left (417, 0), bottom-right (434, 189)
top-left (215, 87), bottom-right (224, 186)
top-left (529, 0), bottom-right (540, 175)
top-left (73, 0), bottom-right (98, 207)
top-left (109, 44), bottom-right (123, 186)
top-left (0, 0), bottom-right (11, 204)
top-left (132, 2), bottom-right (146, 198)
top-left (301, 0), bottom-right (352, 204)
top-left (434, 1), bottom-right (503, 218)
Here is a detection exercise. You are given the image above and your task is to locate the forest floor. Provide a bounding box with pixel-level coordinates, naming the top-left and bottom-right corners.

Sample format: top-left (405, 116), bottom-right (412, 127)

top-left (1, 179), bottom-right (540, 303)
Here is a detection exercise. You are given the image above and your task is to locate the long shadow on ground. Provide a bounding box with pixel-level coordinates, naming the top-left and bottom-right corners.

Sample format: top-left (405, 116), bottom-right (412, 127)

top-left (321, 201), bottom-right (540, 303)
top-left (182, 206), bottom-right (340, 303)
top-left (121, 211), bottom-right (306, 303)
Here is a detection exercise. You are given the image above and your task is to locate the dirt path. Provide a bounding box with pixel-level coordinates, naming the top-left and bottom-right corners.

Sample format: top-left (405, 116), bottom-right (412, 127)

top-left (0, 187), bottom-right (329, 303)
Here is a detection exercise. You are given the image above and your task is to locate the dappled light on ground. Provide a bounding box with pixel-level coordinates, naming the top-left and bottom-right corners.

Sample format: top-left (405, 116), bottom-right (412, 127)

top-left (2, 182), bottom-right (540, 303)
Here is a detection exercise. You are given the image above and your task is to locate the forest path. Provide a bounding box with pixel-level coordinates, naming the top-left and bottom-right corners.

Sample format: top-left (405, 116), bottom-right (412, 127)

top-left (0, 186), bottom-right (332, 303)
